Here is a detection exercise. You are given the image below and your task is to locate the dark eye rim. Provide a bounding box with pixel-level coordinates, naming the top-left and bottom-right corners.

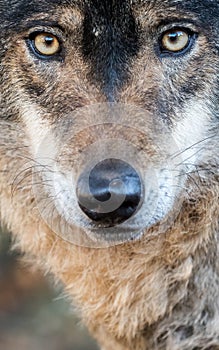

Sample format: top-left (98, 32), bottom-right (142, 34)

top-left (158, 27), bottom-right (198, 57)
top-left (27, 31), bottom-right (63, 60)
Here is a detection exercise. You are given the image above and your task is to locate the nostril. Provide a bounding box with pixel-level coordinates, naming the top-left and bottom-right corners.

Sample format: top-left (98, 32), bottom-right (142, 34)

top-left (76, 159), bottom-right (143, 227)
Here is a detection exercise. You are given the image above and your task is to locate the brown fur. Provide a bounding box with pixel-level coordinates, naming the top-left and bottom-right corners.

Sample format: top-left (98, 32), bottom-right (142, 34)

top-left (0, 1), bottom-right (219, 349)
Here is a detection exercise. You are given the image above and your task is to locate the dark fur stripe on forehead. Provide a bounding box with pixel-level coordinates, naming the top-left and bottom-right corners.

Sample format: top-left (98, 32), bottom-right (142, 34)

top-left (82, 0), bottom-right (139, 101)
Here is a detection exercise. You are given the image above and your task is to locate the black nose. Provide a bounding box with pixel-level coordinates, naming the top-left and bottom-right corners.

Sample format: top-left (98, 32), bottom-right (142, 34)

top-left (76, 159), bottom-right (143, 227)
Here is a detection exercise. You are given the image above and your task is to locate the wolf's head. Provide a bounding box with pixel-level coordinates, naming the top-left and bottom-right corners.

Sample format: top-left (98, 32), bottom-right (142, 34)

top-left (0, 0), bottom-right (218, 248)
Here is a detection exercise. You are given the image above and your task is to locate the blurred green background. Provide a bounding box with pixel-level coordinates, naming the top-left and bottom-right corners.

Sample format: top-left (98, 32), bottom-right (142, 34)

top-left (0, 228), bottom-right (98, 350)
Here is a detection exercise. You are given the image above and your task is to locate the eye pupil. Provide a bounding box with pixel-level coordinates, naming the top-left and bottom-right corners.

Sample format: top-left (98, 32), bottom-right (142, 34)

top-left (168, 32), bottom-right (180, 42)
top-left (44, 36), bottom-right (55, 46)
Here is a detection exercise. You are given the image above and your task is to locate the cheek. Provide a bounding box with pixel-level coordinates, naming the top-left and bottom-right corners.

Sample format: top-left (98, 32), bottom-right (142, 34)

top-left (172, 99), bottom-right (210, 167)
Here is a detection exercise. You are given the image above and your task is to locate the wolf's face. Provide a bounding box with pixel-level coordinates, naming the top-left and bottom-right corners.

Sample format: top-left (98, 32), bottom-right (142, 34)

top-left (0, 0), bottom-right (218, 247)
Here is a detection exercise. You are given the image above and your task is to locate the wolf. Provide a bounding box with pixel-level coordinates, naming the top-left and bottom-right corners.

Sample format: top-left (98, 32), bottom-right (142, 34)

top-left (0, 0), bottom-right (218, 349)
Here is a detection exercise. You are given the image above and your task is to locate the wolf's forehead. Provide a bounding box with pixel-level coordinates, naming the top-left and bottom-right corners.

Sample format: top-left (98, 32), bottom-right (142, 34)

top-left (2, 0), bottom-right (219, 18)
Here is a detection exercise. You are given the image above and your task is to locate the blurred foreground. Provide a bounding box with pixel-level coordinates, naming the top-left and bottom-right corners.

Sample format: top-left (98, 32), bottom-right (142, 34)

top-left (0, 229), bottom-right (98, 350)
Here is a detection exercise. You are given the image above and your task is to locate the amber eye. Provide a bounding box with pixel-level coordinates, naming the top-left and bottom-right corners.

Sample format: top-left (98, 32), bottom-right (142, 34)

top-left (160, 29), bottom-right (190, 53)
top-left (31, 32), bottom-right (61, 56)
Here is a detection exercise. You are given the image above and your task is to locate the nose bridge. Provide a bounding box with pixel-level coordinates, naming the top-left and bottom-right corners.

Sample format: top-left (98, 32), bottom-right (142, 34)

top-left (82, 0), bottom-right (139, 101)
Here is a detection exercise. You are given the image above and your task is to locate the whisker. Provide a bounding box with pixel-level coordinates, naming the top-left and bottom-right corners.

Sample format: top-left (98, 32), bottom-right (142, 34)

top-left (174, 147), bottom-right (207, 167)
top-left (11, 167), bottom-right (55, 197)
top-left (170, 134), bottom-right (217, 160)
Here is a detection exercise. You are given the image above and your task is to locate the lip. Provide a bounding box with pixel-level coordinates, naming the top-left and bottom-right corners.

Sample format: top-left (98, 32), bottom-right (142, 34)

top-left (83, 224), bottom-right (145, 245)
